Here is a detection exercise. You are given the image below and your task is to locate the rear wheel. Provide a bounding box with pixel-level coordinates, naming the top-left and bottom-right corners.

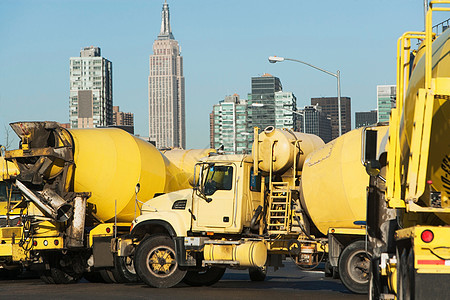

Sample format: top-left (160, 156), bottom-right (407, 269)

top-left (39, 252), bottom-right (84, 284)
top-left (83, 271), bottom-right (105, 283)
top-left (112, 255), bottom-right (138, 283)
top-left (324, 260), bottom-right (332, 277)
top-left (183, 267), bottom-right (225, 286)
top-left (99, 269), bottom-right (117, 283)
top-left (404, 248), bottom-right (414, 299)
top-left (332, 266), bottom-right (340, 279)
top-left (249, 266), bottom-right (267, 281)
top-left (135, 235), bottom-right (186, 288)
top-left (338, 240), bottom-right (371, 294)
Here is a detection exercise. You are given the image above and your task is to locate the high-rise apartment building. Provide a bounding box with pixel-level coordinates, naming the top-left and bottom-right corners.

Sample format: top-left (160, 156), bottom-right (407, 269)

top-left (248, 74), bottom-right (282, 131)
top-left (148, 1), bottom-right (185, 149)
top-left (355, 110), bottom-right (377, 128)
top-left (301, 104), bottom-right (332, 143)
top-left (212, 94), bottom-right (250, 154)
top-left (69, 46), bottom-right (113, 129)
top-left (377, 85), bottom-right (396, 123)
top-left (310, 96), bottom-right (351, 140)
top-left (275, 91), bottom-right (298, 130)
top-left (113, 106), bottom-right (134, 127)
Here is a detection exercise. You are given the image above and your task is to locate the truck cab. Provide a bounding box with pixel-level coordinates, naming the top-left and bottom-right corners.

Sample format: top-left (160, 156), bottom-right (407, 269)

top-left (192, 155), bottom-right (260, 234)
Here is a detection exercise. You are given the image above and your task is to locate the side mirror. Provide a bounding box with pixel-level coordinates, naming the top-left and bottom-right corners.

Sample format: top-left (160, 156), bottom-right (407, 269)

top-left (365, 160), bottom-right (381, 177)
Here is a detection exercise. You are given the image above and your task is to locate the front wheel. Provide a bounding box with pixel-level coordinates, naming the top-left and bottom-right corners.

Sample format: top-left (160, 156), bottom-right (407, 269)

top-left (338, 240), bottom-right (371, 294)
top-left (135, 235), bottom-right (186, 288)
top-left (183, 267), bottom-right (225, 286)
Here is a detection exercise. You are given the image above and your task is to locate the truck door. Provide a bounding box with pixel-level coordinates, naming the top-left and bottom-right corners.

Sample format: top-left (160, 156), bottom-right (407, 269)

top-left (194, 164), bottom-right (236, 229)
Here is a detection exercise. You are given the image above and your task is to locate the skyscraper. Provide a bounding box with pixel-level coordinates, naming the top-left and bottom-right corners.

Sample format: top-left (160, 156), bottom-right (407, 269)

top-left (248, 74), bottom-right (282, 131)
top-left (310, 96), bottom-right (351, 140)
top-left (275, 91), bottom-right (298, 131)
top-left (377, 85), bottom-right (396, 123)
top-left (301, 104), bottom-right (332, 143)
top-left (355, 110), bottom-right (377, 128)
top-left (211, 94), bottom-right (250, 154)
top-left (69, 46), bottom-right (113, 129)
top-left (149, 1), bottom-right (185, 149)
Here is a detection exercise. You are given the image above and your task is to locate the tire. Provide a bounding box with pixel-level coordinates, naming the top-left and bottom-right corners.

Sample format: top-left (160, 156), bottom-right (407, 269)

top-left (338, 240), bottom-right (371, 294)
top-left (397, 248), bottom-right (406, 300)
top-left (40, 270), bottom-right (55, 284)
top-left (324, 260), bottom-right (332, 277)
top-left (332, 266), bottom-right (340, 279)
top-left (249, 267), bottom-right (267, 281)
top-left (83, 271), bottom-right (105, 283)
top-left (0, 268), bottom-right (21, 279)
top-left (99, 269), bottom-right (117, 283)
top-left (405, 248), bottom-right (415, 299)
top-left (183, 267), bottom-right (225, 286)
top-left (40, 267), bottom-right (81, 284)
top-left (111, 255), bottom-right (139, 283)
top-left (369, 257), bottom-right (388, 300)
top-left (134, 235), bottom-right (186, 288)
top-left (51, 267), bottom-right (81, 284)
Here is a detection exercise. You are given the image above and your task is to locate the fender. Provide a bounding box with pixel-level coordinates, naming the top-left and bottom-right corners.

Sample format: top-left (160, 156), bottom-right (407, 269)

top-left (130, 219), bottom-right (177, 239)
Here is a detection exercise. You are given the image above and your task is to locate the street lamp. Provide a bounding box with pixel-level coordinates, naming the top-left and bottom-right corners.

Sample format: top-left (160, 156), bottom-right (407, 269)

top-left (268, 56), bottom-right (342, 137)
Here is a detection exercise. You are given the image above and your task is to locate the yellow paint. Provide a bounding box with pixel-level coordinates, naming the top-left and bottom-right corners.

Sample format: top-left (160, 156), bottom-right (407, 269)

top-left (300, 126), bottom-right (388, 235)
top-left (204, 241), bottom-right (267, 267)
top-left (253, 127), bottom-right (324, 174)
top-left (69, 128), bottom-right (200, 223)
top-left (32, 237), bottom-right (64, 250)
top-left (391, 9), bottom-right (450, 226)
top-left (0, 156), bottom-right (19, 180)
top-left (0, 227), bottom-right (22, 239)
top-left (88, 223), bottom-right (114, 247)
top-left (396, 226), bottom-right (450, 274)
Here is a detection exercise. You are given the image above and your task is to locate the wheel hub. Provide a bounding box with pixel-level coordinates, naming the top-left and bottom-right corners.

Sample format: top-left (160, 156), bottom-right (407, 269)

top-left (148, 248), bottom-right (176, 276)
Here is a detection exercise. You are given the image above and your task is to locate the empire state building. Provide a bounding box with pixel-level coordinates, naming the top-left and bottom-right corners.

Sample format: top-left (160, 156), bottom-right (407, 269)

top-left (148, 1), bottom-right (185, 149)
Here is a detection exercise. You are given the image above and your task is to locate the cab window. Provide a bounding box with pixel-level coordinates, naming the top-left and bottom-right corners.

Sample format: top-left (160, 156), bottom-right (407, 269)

top-left (203, 165), bottom-right (233, 196)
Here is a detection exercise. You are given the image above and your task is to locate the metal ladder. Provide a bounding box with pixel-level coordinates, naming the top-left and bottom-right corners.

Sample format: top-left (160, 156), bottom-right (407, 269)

top-left (267, 181), bottom-right (291, 234)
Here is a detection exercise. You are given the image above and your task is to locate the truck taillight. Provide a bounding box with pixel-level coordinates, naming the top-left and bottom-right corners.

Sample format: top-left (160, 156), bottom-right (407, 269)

top-left (421, 230), bottom-right (434, 243)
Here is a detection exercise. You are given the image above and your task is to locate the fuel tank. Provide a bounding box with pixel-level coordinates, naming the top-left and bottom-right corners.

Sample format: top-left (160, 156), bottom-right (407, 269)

top-left (300, 126), bottom-right (388, 235)
top-left (253, 126), bottom-right (325, 174)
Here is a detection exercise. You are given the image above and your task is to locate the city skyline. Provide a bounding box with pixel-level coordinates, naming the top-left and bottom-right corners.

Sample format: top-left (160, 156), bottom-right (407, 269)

top-left (0, 1), bottom-right (436, 149)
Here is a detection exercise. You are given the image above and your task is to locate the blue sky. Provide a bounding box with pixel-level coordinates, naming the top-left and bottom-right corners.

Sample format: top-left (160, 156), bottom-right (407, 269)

top-left (0, 0), bottom-right (446, 149)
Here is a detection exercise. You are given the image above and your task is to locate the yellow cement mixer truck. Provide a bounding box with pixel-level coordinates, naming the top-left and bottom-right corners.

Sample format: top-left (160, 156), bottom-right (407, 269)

top-left (128, 124), bottom-right (387, 291)
top-left (0, 121), bottom-right (214, 283)
top-left (365, 2), bottom-right (450, 299)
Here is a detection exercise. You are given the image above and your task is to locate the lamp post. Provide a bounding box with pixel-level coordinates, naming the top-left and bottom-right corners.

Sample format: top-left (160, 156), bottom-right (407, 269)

top-left (268, 56), bottom-right (342, 137)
